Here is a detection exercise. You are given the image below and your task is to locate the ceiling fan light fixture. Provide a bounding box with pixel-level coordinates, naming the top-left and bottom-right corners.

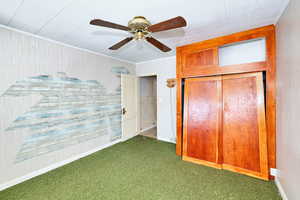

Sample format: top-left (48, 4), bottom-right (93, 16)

top-left (134, 31), bottom-right (146, 40)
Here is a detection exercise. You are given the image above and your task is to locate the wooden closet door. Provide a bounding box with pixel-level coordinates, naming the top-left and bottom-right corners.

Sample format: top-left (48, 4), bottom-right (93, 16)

top-left (222, 72), bottom-right (268, 180)
top-left (183, 77), bottom-right (222, 168)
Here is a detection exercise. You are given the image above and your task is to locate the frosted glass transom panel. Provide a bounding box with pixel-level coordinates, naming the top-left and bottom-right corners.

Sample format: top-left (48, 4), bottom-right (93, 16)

top-left (219, 38), bottom-right (266, 66)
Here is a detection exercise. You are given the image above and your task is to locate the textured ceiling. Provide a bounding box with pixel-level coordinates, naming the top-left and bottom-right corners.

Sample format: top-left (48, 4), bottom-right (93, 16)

top-left (0, 0), bottom-right (289, 63)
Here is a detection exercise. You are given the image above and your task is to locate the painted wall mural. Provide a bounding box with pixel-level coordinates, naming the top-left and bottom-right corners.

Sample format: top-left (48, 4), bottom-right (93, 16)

top-left (1, 67), bottom-right (129, 163)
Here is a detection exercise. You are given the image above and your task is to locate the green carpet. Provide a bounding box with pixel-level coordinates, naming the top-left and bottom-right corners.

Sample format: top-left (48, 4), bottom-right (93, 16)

top-left (0, 136), bottom-right (281, 200)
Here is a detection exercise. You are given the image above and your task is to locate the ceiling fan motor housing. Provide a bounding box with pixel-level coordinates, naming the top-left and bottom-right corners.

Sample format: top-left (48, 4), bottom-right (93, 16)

top-left (128, 16), bottom-right (151, 39)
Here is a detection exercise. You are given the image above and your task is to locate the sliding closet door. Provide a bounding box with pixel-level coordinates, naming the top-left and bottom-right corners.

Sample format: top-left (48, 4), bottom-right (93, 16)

top-left (222, 72), bottom-right (268, 180)
top-left (183, 77), bottom-right (222, 168)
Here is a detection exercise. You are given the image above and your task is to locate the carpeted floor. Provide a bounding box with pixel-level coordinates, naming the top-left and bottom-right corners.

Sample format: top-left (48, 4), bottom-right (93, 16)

top-left (0, 136), bottom-right (281, 200)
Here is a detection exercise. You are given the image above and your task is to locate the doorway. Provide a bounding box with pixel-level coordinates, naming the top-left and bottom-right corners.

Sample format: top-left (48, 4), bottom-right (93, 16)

top-left (139, 75), bottom-right (157, 139)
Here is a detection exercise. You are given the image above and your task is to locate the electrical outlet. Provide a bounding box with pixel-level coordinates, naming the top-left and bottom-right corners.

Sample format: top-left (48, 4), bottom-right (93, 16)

top-left (270, 168), bottom-right (280, 177)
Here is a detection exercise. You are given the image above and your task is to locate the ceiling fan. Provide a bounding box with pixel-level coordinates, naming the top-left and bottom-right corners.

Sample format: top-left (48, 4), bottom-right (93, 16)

top-left (89, 16), bottom-right (187, 52)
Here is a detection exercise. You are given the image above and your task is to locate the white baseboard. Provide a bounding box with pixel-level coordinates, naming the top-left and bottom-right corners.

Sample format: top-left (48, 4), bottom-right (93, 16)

top-left (275, 177), bottom-right (289, 200)
top-left (140, 125), bottom-right (156, 133)
top-left (157, 137), bottom-right (176, 144)
top-left (0, 139), bottom-right (121, 192)
top-left (122, 134), bottom-right (138, 142)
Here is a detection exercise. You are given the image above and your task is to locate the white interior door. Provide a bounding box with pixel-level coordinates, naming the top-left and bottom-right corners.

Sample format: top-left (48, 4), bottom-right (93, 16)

top-left (121, 74), bottom-right (139, 141)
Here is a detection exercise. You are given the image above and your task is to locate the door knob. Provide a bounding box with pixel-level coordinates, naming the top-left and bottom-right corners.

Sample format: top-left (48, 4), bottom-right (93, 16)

top-left (122, 108), bottom-right (127, 115)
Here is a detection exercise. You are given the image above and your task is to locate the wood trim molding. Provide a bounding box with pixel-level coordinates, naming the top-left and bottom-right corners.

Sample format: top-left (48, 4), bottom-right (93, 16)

top-left (181, 62), bottom-right (267, 78)
top-left (176, 78), bottom-right (183, 155)
top-left (265, 28), bottom-right (277, 178)
top-left (182, 78), bottom-right (189, 157)
top-left (256, 72), bottom-right (269, 180)
top-left (177, 25), bottom-right (275, 53)
top-left (183, 156), bottom-right (222, 169)
top-left (222, 164), bottom-right (268, 181)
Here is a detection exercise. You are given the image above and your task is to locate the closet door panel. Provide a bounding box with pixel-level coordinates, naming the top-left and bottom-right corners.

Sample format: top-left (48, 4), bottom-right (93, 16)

top-left (222, 72), bottom-right (268, 179)
top-left (183, 77), bottom-right (221, 166)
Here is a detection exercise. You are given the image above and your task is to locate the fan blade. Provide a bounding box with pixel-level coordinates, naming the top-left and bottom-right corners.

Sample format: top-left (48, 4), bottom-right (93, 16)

top-left (148, 16), bottom-right (187, 33)
top-left (90, 19), bottom-right (130, 31)
top-left (146, 37), bottom-right (171, 52)
top-left (109, 37), bottom-right (133, 50)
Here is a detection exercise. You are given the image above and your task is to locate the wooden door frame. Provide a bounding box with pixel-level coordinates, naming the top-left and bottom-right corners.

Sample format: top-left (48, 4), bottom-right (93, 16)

top-left (176, 25), bottom-right (276, 178)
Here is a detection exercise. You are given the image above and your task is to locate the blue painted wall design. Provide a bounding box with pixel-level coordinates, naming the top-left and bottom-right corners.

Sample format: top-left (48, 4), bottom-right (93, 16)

top-left (1, 67), bottom-right (129, 163)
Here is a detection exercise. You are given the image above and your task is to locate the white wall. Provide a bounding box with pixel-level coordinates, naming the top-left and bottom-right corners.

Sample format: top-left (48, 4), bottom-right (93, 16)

top-left (0, 25), bottom-right (135, 189)
top-left (136, 57), bottom-right (176, 143)
top-left (140, 76), bottom-right (157, 131)
top-left (276, 0), bottom-right (300, 199)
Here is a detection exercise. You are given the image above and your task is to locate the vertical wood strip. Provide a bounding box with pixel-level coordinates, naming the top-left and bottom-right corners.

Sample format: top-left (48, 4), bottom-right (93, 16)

top-left (176, 47), bottom-right (183, 155)
top-left (256, 72), bottom-right (269, 180)
top-left (265, 30), bottom-right (277, 178)
top-left (217, 78), bottom-right (223, 164)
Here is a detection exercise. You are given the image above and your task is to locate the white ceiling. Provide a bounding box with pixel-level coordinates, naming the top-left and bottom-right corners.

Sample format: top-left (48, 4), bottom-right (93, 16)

top-left (0, 0), bottom-right (289, 63)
